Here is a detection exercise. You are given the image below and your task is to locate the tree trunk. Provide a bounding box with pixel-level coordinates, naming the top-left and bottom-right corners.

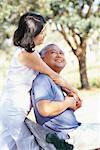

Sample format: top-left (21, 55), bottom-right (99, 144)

top-left (58, 26), bottom-right (90, 89)
top-left (78, 52), bottom-right (89, 89)
top-left (76, 45), bottom-right (90, 89)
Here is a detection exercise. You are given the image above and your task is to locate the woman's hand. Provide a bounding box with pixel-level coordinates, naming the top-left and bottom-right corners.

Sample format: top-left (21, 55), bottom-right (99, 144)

top-left (65, 96), bottom-right (77, 110)
top-left (76, 99), bottom-right (82, 109)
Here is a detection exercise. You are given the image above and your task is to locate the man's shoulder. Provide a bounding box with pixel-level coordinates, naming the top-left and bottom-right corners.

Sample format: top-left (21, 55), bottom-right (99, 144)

top-left (33, 73), bottom-right (52, 85)
top-left (36, 73), bottom-right (51, 80)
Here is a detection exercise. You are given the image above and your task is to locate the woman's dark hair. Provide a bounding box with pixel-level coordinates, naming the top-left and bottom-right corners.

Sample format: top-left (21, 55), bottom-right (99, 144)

top-left (13, 12), bottom-right (46, 52)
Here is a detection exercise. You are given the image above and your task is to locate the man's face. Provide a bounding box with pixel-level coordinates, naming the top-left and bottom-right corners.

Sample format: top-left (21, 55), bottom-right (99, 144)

top-left (43, 45), bottom-right (66, 73)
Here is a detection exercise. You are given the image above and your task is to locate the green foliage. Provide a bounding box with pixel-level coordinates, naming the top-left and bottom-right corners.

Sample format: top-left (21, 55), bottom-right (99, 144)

top-left (49, 0), bottom-right (100, 33)
top-left (0, 0), bottom-right (42, 49)
top-left (0, 0), bottom-right (99, 49)
top-left (90, 78), bottom-right (100, 88)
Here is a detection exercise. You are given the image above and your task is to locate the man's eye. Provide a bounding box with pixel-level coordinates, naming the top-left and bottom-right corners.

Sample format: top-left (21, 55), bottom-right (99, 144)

top-left (51, 51), bottom-right (56, 54)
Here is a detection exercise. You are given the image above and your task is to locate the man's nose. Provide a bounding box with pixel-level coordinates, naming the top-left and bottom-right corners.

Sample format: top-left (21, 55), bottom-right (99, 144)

top-left (57, 52), bottom-right (62, 57)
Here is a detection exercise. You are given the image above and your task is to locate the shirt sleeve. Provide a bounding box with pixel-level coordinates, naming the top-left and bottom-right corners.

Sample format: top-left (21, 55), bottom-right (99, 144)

top-left (32, 75), bottom-right (54, 104)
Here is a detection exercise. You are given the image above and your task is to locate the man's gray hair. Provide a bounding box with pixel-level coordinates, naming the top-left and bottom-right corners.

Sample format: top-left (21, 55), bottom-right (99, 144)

top-left (39, 44), bottom-right (56, 58)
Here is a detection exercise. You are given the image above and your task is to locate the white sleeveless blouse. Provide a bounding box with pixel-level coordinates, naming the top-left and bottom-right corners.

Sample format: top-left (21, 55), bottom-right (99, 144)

top-left (0, 47), bottom-right (38, 112)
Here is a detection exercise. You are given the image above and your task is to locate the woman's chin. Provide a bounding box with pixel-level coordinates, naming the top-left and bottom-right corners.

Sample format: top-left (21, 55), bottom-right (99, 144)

top-left (39, 41), bottom-right (44, 45)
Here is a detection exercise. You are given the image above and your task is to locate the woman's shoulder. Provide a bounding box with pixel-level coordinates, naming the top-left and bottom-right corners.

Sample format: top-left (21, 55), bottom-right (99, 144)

top-left (14, 47), bottom-right (25, 57)
top-left (11, 47), bottom-right (27, 67)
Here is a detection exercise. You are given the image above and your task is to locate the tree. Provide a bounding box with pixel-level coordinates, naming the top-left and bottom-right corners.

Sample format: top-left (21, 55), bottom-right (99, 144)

top-left (45, 0), bottom-right (100, 89)
top-left (0, 0), bottom-right (40, 48)
top-left (0, 0), bottom-right (99, 89)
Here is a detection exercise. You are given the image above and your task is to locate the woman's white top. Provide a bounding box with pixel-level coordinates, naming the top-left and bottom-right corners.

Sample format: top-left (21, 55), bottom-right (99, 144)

top-left (0, 47), bottom-right (38, 112)
top-left (0, 47), bottom-right (39, 148)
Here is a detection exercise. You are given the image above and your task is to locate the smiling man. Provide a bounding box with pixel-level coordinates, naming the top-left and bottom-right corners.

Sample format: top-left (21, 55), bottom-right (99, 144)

top-left (31, 44), bottom-right (100, 149)
top-left (31, 44), bottom-right (81, 136)
top-left (42, 44), bottom-right (66, 73)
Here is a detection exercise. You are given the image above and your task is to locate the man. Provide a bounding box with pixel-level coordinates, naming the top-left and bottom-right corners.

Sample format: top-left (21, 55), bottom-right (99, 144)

top-left (32, 44), bottom-right (100, 149)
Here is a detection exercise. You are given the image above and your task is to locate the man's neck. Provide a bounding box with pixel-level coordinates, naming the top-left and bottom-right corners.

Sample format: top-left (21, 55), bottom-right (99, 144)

top-left (52, 68), bottom-right (61, 74)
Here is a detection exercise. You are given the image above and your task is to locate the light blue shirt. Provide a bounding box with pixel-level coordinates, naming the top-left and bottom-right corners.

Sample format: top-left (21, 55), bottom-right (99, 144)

top-left (32, 74), bottom-right (80, 139)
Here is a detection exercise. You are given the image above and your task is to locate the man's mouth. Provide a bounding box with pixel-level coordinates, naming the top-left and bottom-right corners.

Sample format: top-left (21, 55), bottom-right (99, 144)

top-left (56, 59), bottom-right (64, 63)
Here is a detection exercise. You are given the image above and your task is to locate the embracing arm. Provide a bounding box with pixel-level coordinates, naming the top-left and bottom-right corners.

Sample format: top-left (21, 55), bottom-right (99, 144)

top-left (19, 50), bottom-right (78, 94)
top-left (36, 96), bottom-right (76, 117)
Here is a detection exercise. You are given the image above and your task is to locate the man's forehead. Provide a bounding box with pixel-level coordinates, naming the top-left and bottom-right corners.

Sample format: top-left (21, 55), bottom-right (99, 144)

top-left (47, 46), bottom-right (63, 53)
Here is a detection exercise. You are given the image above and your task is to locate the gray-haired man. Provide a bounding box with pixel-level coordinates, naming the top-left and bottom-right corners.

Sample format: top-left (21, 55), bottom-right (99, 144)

top-left (32, 44), bottom-right (100, 149)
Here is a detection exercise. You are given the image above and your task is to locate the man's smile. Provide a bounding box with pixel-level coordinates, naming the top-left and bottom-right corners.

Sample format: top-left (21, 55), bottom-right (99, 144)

top-left (55, 59), bottom-right (64, 63)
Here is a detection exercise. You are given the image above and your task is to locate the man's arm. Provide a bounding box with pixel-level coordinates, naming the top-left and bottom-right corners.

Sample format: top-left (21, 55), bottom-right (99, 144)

top-left (32, 75), bottom-right (77, 117)
top-left (36, 96), bottom-right (76, 117)
top-left (62, 88), bottom-right (82, 110)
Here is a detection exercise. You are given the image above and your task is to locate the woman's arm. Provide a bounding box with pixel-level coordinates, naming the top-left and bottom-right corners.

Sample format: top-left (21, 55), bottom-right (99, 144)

top-left (19, 50), bottom-right (78, 94)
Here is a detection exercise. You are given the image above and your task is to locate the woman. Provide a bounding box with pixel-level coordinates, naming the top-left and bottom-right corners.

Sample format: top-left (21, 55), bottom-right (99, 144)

top-left (0, 12), bottom-right (78, 149)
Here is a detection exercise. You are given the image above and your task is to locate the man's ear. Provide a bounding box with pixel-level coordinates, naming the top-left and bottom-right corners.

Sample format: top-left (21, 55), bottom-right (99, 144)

top-left (42, 57), bottom-right (47, 64)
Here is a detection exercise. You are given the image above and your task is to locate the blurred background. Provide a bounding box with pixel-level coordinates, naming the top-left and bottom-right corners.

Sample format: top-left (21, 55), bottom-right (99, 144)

top-left (0, 0), bottom-right (100, 123)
